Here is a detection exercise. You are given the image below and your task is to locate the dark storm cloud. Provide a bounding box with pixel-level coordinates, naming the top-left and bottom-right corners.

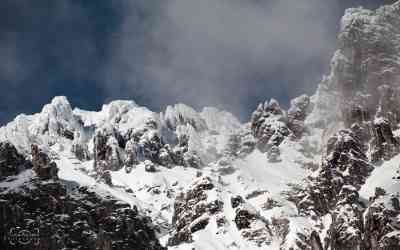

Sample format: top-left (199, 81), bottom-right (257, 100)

top-left (0, 0), bottom-right (388, 125)
top-left (149, 0), bottom-right (338, 115)
top-left (105, 0), bottom-right (386, 119)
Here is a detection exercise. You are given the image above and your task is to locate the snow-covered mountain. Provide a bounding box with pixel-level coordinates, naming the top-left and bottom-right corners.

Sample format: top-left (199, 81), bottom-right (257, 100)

top-left (1, 2), bottom-right (400, 250)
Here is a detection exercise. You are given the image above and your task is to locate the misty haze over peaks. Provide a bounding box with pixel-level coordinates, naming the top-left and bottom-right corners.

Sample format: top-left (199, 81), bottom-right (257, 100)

top-left (0, 0), bottom-right (387, 124)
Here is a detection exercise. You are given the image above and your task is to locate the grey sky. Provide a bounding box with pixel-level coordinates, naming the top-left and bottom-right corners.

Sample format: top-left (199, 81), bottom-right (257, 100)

top-left (0, 0), bottom-right (390, 124)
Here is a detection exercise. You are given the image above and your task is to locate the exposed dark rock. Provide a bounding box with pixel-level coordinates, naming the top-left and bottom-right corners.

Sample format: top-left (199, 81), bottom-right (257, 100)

top-left (325, 190), bottom-right (365, 250)
top-left (72, 143), bottom-right (90, 161)
top-left (326, 129), bottom-right (373, 189)
top-left (137, 132), bottom-right (164, 163)
top-left (262, 198), bottom-right (282, 210)
top-left (93, 129), bottom-right (123, 173)
top-left (0, 150), bottom-right (165, 250)
top-left (144, 160), bottom-right (157, 173)
top-left (337, 4), bottom-right (400, 126)
top-left (296, 129), bottom-right (373, 217)
top-left (241, 227), bottom-right (272, 247)
top-left (168, 177), bottom-right (223, 246)
top-left (216, 214), bottom-right (228, 228)
top-left (231, 195), bottom-right (245, 209)
top-left (0, 180), bottom-right (165, 250)
top-left (124, 120), bottom-right (184, 168)
top-left (310, 231), bottom-right (323, 250)
top-left (100, 171), bottom-right (113, 186)
top-left (158, 145), bottom-right (174, 168)
top-left (31, 144), bottom-right (58, 180)
top-left (364, 192), bottom-right (400, 250)
top-left (124, 138), bottom-right (138, 170)
top-left (71, 133), bottom-right (91, 162)
top-left (189, 215), bottom-right (209, 233)
top-left (234, 202), bottom-right (272, 246)
top-left (323, 3), bottom-right (400, 167)
top-left (371, 117), bottom-right (399, 163)
top-left (271, 217), bottom-right (290, 240)
top-left (234, 206), bottom-right (257, 230)
top-left (0, 142), bottom-right (29, 179)
top-left (62, 129), bottom-right (74, 140)
top-left (287, 94), bottom-right (311, 138)
top-left (291, 125), bottom-right (400, 250)
top-left (250, 99), bottom-right (290, 152)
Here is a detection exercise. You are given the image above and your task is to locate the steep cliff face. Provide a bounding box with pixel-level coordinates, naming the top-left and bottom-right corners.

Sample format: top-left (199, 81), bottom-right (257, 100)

top-left (338, 4), bottom-right (400, 113)
top-left (310, 2), bottom-right (400, 151)
top-left (290, 3), bottom-right (400, 249)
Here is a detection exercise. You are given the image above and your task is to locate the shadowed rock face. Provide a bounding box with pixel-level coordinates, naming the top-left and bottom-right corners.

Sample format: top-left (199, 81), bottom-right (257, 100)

top-left (91, 119), bottom-right (191, 183)
top-left (94, 129), bottom-right (124, 173)
top-left (0, 182), bottom-right (165, 250)
top-left (232, 197), bottom-right (272, 247)
top-left (284, 5), bottom-right (400, 248)
top-left (337, 5), bottom-right (400, 122)
top-left (31, 144), bottom-right (58, 180)
top-left (0, 142), bottom-right (30, 179)
top-left (296, 129), bottom-right (373, 215)
top-left (289, 130), bottom-right (371, 249)
top-left (326, 4), bottom-right (400, 162)
top-left (250, 99), bottom-right (290, 153)
top-left (0, 143), bottom-right (165, 250)
top-left (292, 129), bottom-right (399, 250)
top-left (234, 205), bottom-right (257, 230)
top-left (287, 95), bottom-right (311, 138)
top-left (364, 191), bottom-right (400, 250)
top-left (168, 176), bottom-right (223, 246)
top-left (248, 96), bottom-right (311, 166)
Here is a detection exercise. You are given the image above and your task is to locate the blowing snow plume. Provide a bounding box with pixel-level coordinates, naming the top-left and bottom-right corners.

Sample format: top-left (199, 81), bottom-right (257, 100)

top-left (107, 0), bottom-right (340, 119)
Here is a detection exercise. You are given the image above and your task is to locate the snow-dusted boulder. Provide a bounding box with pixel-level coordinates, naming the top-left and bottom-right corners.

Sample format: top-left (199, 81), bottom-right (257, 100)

top-left (233, 201), bottom-right (272, 246)
top-left (287, 94), bottom-right (311, 138)
top-left (168, 176), bottom-right (223, 246)
top-left (364, 189), bottom-right (400, 250)
top-left (93, 127), bottom-right (124, 173)
top-left (250, 99), bottom-right (290, 152)
top-left (31, 144), bottom-right (58, 180)
top-left (371, 116), bottom-right (400, 163)
top-left (71, 131), bottom-right (91, 161)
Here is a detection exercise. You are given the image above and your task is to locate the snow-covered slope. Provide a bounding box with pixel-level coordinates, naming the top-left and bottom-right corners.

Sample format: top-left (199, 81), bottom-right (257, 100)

top-left (0, 94), bottom-right (317, 249)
